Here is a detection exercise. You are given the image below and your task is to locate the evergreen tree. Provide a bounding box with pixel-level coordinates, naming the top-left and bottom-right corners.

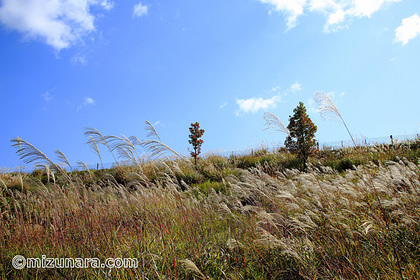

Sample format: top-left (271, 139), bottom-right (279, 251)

top-left (285, 102), bottom-right (317, 168)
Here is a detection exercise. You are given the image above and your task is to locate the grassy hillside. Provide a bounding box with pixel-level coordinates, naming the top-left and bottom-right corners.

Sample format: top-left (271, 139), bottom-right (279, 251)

top-left (1, 138), bottom-right (420, 279)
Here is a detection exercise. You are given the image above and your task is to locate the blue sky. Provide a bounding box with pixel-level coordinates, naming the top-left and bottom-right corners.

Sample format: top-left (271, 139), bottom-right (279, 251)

top-left (1, 0), bottom-right (420, 170)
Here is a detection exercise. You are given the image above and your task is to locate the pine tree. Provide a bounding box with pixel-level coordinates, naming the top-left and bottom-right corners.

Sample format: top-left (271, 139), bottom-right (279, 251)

top-left (285, 102), bottom-right (317, 169)
top-left (188, 122), bottom-right (205, 166)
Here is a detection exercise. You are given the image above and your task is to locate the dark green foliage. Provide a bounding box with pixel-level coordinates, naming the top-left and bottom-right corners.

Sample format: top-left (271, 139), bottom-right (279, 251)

top-left (285, 102), bottom-right (317, 169)
top-left (178, 170), bottom-right (204, 186)
top-left (230, 152), bottom-right (302, 171)
top-left (322, 157), bottom-right (361, 172)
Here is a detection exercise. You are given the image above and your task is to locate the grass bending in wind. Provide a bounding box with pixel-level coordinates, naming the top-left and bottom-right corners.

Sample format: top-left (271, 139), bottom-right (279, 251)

top-left (314, 91), bottom-right (356, 147)
top-left (84, 121), bottom-right (184, 167)
top-left (263, 112), bottom-right (291, 138)
top-left (142, 120), bottom-right (183, 161)
top-left (2, 136), bottom-right (420, 279)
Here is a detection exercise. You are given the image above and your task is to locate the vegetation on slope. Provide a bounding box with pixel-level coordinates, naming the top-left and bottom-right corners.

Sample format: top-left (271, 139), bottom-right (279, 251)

top-left (1, 136), bottom-right (420, 279)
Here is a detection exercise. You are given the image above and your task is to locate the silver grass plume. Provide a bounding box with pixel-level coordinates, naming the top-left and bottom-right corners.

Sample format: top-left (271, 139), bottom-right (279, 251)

top-left (11, 139), bottom-right (72, 184)
top-left (77, 161), bottom-right (90, 172)
top-left (145, 120), bottom-right (161, 140)
top-left (34, 164), bottom-right (52, 183)
top-left (54, 150), bottom-right (72, 171)
top-left (12, 138), bottom-right (62, 173)
top-left (264, 112), bottom-right (291, 137)
top-left (0, 177), bottom-right (7, 190)
top-left (87, 136), bottom-right (103, 168)
top-left (129, 135), bottom-right (142, 147)
top-left (105, 134), bottom-right (141, 165)
top-left (142, 120), bottom-right (182, 160)
top-left (84, 127), bottom-right (119, 166)
top-left (120, 134), bottom-right (141, 163)
top-left (226, 238), bottom-right (245, 250)
top-left (314, 91), bottom-right (356, 147)
top-left (179, 259), bottom-right (206, 279)
top-left (76, 161), bottom-right (93, 181)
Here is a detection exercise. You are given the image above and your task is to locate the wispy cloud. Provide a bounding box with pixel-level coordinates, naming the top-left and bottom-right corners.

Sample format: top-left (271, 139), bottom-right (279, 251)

top-left (395, 13), bottom-right (420, 45)
top-left (77, 97), bottom-right (95, 111)
top-left (71, 53), bottom-right (87, 65)
top-left (133, 2), bottom-right (149, 17)
top-left (42, 87), bottom-right (56, 102)
top-left (258, 0), bottom-right (401, 32)
top-left (0, 0), bottom-right (113, 51)
top-left (219, 102), bottom-right (227, 109)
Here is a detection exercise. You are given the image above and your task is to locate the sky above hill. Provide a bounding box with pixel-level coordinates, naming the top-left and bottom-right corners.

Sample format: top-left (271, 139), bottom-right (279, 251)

top-left (1, 0), bottom-right (420, 170)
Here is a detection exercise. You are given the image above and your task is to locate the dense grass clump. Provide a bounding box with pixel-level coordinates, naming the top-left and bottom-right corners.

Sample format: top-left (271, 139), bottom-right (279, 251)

top-left (1, 139), bottom-right (420, 279)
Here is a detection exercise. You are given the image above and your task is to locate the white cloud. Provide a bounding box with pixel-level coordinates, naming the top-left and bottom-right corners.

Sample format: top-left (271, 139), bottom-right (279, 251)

top-left (236, 95), bottom-right (281, 115)
top-left (84, 97), bottom-right (94, 105)
top-left (133, 2), bottom-right (148, 17)
top-left (309, 0), bottom-right (335, 11)
top-left (260, 0), bottom-right (307, 29)
top-left (0, 0), bottom-right (113, 50)
top-left (290, 82), bottom-right (302, 92)
top-left (353, 0), bottom-right (397, 18)
top-left (235, 82), bottom-right (303, 115)
top-left (326, 7), bottom-right (346, 29)
top-left (219, 102), bottom-right (227, 109)
top-left (100, 0), bottom-right (114, 10)
top-left (395, 14), bottom-right (420, 45)
top-left (77, 97), bottom-right (95, 111)
top-left (259, 0), bottom-right (401, 31)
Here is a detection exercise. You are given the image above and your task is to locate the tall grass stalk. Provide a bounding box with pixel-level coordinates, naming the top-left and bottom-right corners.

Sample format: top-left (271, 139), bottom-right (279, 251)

top-left (315, 91), bottom-right (356, 147)
top-left (263, 112), bottom-right (291, 138)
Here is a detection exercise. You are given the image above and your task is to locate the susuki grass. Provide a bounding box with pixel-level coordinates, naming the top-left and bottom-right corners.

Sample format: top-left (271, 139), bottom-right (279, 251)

top-left (315, 91), bottom-right (356, 147)
top-left (1, 130), bottom-right (420, 279)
